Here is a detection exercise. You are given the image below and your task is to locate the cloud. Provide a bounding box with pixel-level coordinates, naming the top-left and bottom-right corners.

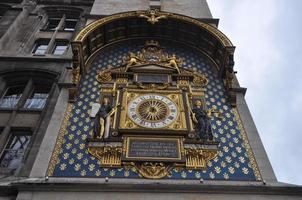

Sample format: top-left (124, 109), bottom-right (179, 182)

top-left (208, 0), bottom-right (302, 185)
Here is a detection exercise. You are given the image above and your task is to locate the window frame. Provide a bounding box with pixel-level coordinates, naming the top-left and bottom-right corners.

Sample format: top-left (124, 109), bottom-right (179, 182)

top-left (23, 85), bottom-right (51, 109)
top-left (32, 40), bottom-right (49, 55)
top-left (45, 17), bottom-right (61, 31)
top-left (0, 129), bottom-right (33, 174)
top-left (52, 40), bottom-right (69, 55)
top-left (0, 71), bottom-right (57, 175)
top-left (0, 85), bottom-right (26, 109)
top-left (0, 79), bottom-right (51, 111)
top-left (43, 10), bottom-right (80, 32)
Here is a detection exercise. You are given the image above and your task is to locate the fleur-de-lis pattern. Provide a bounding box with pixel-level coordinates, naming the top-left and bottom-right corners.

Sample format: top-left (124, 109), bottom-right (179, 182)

top-left (48, 40), bottom-right (261, 181)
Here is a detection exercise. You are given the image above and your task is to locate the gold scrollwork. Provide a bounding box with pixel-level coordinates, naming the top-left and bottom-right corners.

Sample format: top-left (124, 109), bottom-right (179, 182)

top-left (123, 41), bottom-right (182, 74)
top-left (125, 121), bottom-right (134, 128)
top-left (88, 146), bottom-right (122, 167)
top-left (185, 148), bottom-right (218, 170)
top-left (116, 78), bottom-right (128, 83)
top-left (96, 69), bottom-right (112, 83)
top-left (131, 162), bottom-right (173, 179)
top-left (177, 79), bottom-right (189, 86)
top-left (193, 73), bottom-right (208, 87)
top-left (135, 82), bottom-right (170, 90)
top-left (100, 88), bottom-right (113, 94)
top-left (72, 67), bottom-right (81, 85)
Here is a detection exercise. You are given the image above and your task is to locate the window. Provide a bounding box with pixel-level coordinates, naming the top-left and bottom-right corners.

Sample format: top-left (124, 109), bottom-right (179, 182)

top-left (32, 40), bottom-right (68, 55)
top-left (0, 72), bottom-right (56, 174)
top-left (0, 131), bottom-right (32, 171)
top-left (43, 7), bottom-right (82, 32)
top-left (32, 40), bottom-right (49, 55)
top-left (45, 16), bottom-right (78, 32)
top-left (0, 81), bottom-right (50, 110)
top-left (0, 85), bottom-right (25, 108)
top-left (23, 86), bottom-right (50, 109)
top-left (63, 18), bottom-right (77, 31)
top-left (46, 18), bottom-right (61, 31)
top-left (53, 41), bottom-right (68, 55)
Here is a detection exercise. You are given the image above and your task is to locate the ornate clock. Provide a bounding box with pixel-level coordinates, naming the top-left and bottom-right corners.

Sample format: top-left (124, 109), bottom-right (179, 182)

top-left (118, 91), bottom-right (188, 132)
top-left (127, 94), bottom-right (178, 129)
top-left (87, 41), bottom-right (219, 179)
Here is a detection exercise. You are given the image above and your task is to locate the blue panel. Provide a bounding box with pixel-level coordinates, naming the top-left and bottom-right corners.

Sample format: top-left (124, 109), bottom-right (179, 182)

top-left (51, 40), bottom-right (257, 181)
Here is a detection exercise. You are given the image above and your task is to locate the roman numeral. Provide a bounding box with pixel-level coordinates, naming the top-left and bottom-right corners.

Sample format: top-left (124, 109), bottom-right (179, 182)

top-left (151, 123), bottom-right (157, 128)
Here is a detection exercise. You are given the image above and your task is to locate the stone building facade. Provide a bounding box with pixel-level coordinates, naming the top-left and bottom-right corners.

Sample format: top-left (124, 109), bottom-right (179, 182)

top-left (0, 0), bottom-right (301, 199)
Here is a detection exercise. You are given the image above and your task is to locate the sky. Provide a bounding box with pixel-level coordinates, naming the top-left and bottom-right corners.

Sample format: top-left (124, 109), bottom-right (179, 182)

top-left (207, 1), bottom-right (302, 185)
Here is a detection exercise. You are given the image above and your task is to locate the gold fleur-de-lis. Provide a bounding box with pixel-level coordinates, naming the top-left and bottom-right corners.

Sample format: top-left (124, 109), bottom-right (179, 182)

top-left (74, 164), bottom-right (81, 171)
top-left (228, 166), bottom-right (235, 174)
top-left (95, 170), bottom-right (101, 176)
top-left (60, 163), bottom-right (67, 171)
top-left (89, 164), bottom-right (95, 171)
top-left (209, 172), bottom-right (215, 179)
top-left (223, 173), bottom-right (229, 180)
top-left (214, 166), bottom-right (221, 173)
top-left (80, 170), bottom-right (86, 176)
top-left (242, 167), bottom-right (249, 174)
top-left (110, 170), bottom-right (116, 177)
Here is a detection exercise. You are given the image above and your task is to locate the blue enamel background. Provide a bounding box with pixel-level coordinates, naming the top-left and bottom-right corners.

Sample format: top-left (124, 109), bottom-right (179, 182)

top-left (51, 39), bottom-right (258, 181)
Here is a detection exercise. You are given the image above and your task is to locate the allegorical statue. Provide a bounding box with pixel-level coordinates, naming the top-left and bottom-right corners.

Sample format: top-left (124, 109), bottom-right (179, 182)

top-left (93, 98), bottom-right (113, 139)
top-left (191, 100), bottom-right (213, 140)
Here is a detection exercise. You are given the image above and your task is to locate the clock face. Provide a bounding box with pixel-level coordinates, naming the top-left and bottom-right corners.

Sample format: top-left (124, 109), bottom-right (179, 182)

top-left (128, 94), bottom-right (178, 128)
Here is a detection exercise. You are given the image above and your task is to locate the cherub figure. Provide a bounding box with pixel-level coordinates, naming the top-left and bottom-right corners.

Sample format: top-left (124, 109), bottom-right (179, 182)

top-left (125, 52), bottom-right (141, 72)
top-left (164, 54), bottom-right (181, 74)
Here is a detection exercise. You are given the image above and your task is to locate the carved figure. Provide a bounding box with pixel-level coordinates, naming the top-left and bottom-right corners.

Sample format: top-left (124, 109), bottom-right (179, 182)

top-left (125, 52), bottom-right (141, 71)
top-left (94, 98), bottom-right (112, 139)
top-left (164, 54), bottom-right (181, 74)
top-left (191, 100), bottom-right (213, 140)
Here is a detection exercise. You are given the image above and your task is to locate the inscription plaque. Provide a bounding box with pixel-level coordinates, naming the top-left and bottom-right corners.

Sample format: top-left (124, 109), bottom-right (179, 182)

top-left (123, 136), bottom-right (184, 162)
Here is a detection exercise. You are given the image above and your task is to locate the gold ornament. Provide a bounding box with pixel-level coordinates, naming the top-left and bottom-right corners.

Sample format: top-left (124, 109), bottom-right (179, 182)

top-left (72, 67), bottom-right (81, 85)
top-left (96, 69), bottom-right (112, 83)
top-left (185, 148), bottom-right (218, 170)
top-left (137, 99), bottom-right (168, 121)
top-left (193, 73), bottom-right (208, 87)
top-left (88, 146), bottom-right (122, 167)
top-left (131, 162), bottom-right (173, 179)
top-left (138, 10), bottom-right (168, 25)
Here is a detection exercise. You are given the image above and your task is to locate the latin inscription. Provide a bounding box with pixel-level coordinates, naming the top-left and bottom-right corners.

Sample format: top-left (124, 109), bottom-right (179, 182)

top-left (127, 139), bottom-right (180, 159)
